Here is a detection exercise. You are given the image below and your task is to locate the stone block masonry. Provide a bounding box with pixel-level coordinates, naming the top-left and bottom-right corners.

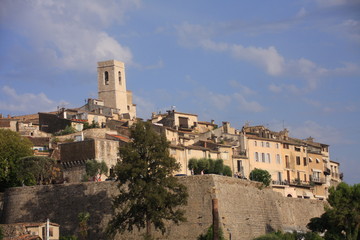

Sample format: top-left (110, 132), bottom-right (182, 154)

top-left (0, 175), bottom-right (324, 239)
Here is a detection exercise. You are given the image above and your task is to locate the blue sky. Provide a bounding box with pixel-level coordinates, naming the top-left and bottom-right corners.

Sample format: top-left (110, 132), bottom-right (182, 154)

top-left (1, 0), bottom-right (359, 184)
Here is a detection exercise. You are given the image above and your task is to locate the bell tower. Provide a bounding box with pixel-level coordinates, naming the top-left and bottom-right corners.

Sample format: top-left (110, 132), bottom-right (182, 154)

top-left (97, 60), bottom-right (128, 112)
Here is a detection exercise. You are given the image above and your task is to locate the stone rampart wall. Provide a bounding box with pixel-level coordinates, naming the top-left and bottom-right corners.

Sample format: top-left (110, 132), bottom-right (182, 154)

top-left (0, 175), bottom-right (324, 240)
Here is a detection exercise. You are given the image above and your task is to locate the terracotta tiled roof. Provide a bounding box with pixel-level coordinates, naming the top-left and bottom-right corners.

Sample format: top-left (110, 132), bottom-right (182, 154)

top-left (106, 134), bottom-right (131, 143)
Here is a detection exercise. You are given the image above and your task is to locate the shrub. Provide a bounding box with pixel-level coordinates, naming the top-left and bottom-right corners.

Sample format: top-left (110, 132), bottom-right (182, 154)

top-left (250, 168), bottom-right (272, 187)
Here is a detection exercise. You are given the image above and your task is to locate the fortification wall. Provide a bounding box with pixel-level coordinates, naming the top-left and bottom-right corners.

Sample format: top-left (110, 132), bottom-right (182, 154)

top-left (1, 175), bottom-right (324, 240)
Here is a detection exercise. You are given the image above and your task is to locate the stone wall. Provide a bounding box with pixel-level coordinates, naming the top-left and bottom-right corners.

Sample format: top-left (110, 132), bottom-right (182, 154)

top-left (0, 175), bottom-right (324, 240)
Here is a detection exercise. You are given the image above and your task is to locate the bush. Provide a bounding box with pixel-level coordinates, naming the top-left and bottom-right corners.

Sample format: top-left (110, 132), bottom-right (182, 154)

top-left (253, 231), bottom-right (323, 240)
top-left (198, 225), bottom-right (225, 240)
top-left (250, 168), bottom-right (272, 187)
top-left (54, 125), bottom-right (76, 136)
top-left (188, 158), bottom-right (232, 176)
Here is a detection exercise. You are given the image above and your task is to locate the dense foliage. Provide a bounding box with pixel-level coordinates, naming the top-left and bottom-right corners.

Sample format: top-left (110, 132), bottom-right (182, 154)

top-left (249, 168), bottom-right (272, 187)
top-left (84, 159), bottom-right (108, 181)
top-left (307, 182), bottom-right (360, 240)
top-left (0, 129), bottom-right (33, 190)
top-left (188, 158), bottom-right (232, 176)
top-left (107, 121), bottom-right (188, 239)
top-left (53, 125), bottom-right (76, 136)
top-left (253, 231), bottom-right (322, 240)
top-left (15, 156), bottom-right (59, 185)
top-left (197, 225), bottom-right (225, 240)
top-left (83, 121), bottom-right (100, 130)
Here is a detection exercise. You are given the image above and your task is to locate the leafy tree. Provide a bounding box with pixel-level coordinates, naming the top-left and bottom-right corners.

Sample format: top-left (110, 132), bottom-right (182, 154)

top-left (307, 182), bottom-right (360, 240)
top-left (197, 224), bottom-right (225, 240)
top-left (15, 156), bottom-right (58, 185)
top-left (253, 231), bottom-right (323, 240)
top-left (78, 211), bottom-right (90, 240)
top-left (107, 121), bottom-right (188, 239)
top-left (60, 236), bottom-right (78, 240)
top-left (84, 159), bottom-right (108, 181)
top-left (0, 129), bottom-right (33, 190)
top-left (83, 120), bottom-right (100, 130)
top-left (54, 125), bottom-right (76, 136)
top-left (250, 168), bottom-right (272, 187)
top-left (223, 166), bottom-right (232, 177)
top-left (188, 158), bottom-right (232, 176)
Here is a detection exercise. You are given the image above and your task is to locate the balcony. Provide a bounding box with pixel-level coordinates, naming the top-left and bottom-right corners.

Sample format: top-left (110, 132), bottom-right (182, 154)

top-left (331, 172), bottom-right (344, 180)
top-left (310, 176), bottom-right (326, 184)
top-left (290, 179), bottom-right (312, 188)
top-left (272, 180), bottom-right (288, 186)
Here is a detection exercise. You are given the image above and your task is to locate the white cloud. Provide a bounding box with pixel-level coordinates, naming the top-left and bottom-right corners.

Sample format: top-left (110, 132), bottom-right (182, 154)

top-left (176, 22), bottom-right (360, 93)
top-left (233, 93), bottom-right (264, 112)
top-left (1, 0), bottom-right (140, 72)
top-left (315, 0), bottom-right (353, 7)
top-left (132, 94), bottom-right (156, 119)
top-left (289, 120), bottom-right (349, 145)
top-left (268, 84), bottom-right (283, 93)
top-left (296, 7), bottom-right (307, 18)
top-left (0, 86), bottom-right (67, 114)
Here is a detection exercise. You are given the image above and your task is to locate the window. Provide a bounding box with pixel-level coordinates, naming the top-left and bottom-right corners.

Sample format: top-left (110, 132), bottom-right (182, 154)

top-left (276, 143), bottom-right (279, 149)
top-left (118, 71), bottom-right (122, 85)
top-left (303, 157), bottom-right (307, 166)
top-left (304, 174), bottom-right (307, 182)
top-left (104, 71), bottom-right (109, 85)
top-left (276, 154), bottom-right (281, 164)
top-left (267, 153), bottom-right (271, 163)
top-left (261, 142), bottom-right (264, 147)
top-left (266, 142), bottom-right (270, 147)
top-left (262, 153), bottom-right (265, 162)
top-left (296, 156), bottom-right (301, 165)
top-left (277, 172), bottom-right (282, 182)
top-left (295, 147), bottom-right (301, 152)
top-left (254, 141), bottom-right (257, 147)
top-left (283, 143), bottom-right (289, 149)
top-left (255, 152), bottom-right (259, 162)
top-left (237, 160), bottom-right (243, 172)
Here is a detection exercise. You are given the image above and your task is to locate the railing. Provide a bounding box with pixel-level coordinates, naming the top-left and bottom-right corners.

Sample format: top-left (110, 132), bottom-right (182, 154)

top-left (310, 176), bottom-right (326, 184)
top-left (272, 180), bottom-right (288, 186)
top-left (290, 179), bottom-right (312, 187)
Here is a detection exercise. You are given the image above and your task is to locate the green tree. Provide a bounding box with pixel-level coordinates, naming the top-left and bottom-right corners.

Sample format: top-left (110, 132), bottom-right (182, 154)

top-left (78, 211), bottom-right (90, 240)
top-left (197, 225), bottom-right (225, 240)
top-left (0, 129), bottom-right (33, 190)
top-left (250, 168), bottom-right (272, 187)
top-left (15, 156), bottom-right (58, 185)
top-left (307, 182), bottom-right (360, 240)
top-left (107, 121), bottom-right (188, 239)
top-left (84, 159), bottom-right (108, 181)
top-left (188, 158), bottom-right (232, 176)
top-left (54, 125), bottom-right (76, 136)
top-left (253, 231), bottom-right (323, 240)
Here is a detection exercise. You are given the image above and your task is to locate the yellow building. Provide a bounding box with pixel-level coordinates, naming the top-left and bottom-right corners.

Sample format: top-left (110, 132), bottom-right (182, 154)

top-left (243, 125), bottom-right (336, 200)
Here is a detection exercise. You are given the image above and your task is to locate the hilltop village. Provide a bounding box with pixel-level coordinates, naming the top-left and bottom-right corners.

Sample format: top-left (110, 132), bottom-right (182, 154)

top-left (0, 60), bottom-right (342, 201)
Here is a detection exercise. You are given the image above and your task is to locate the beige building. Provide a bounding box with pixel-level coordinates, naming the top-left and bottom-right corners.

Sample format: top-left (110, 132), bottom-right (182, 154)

top-left (97, 60), bottom-right (136, 119)
top-left (1, 221), bottom-right (60, 240)
top-left (242, 125), bottom-right (337, 200)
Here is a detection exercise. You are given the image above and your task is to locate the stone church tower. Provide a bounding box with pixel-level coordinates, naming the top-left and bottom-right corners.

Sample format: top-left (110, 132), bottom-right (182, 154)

top-left (97, 60), bottom-right (136, 119)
